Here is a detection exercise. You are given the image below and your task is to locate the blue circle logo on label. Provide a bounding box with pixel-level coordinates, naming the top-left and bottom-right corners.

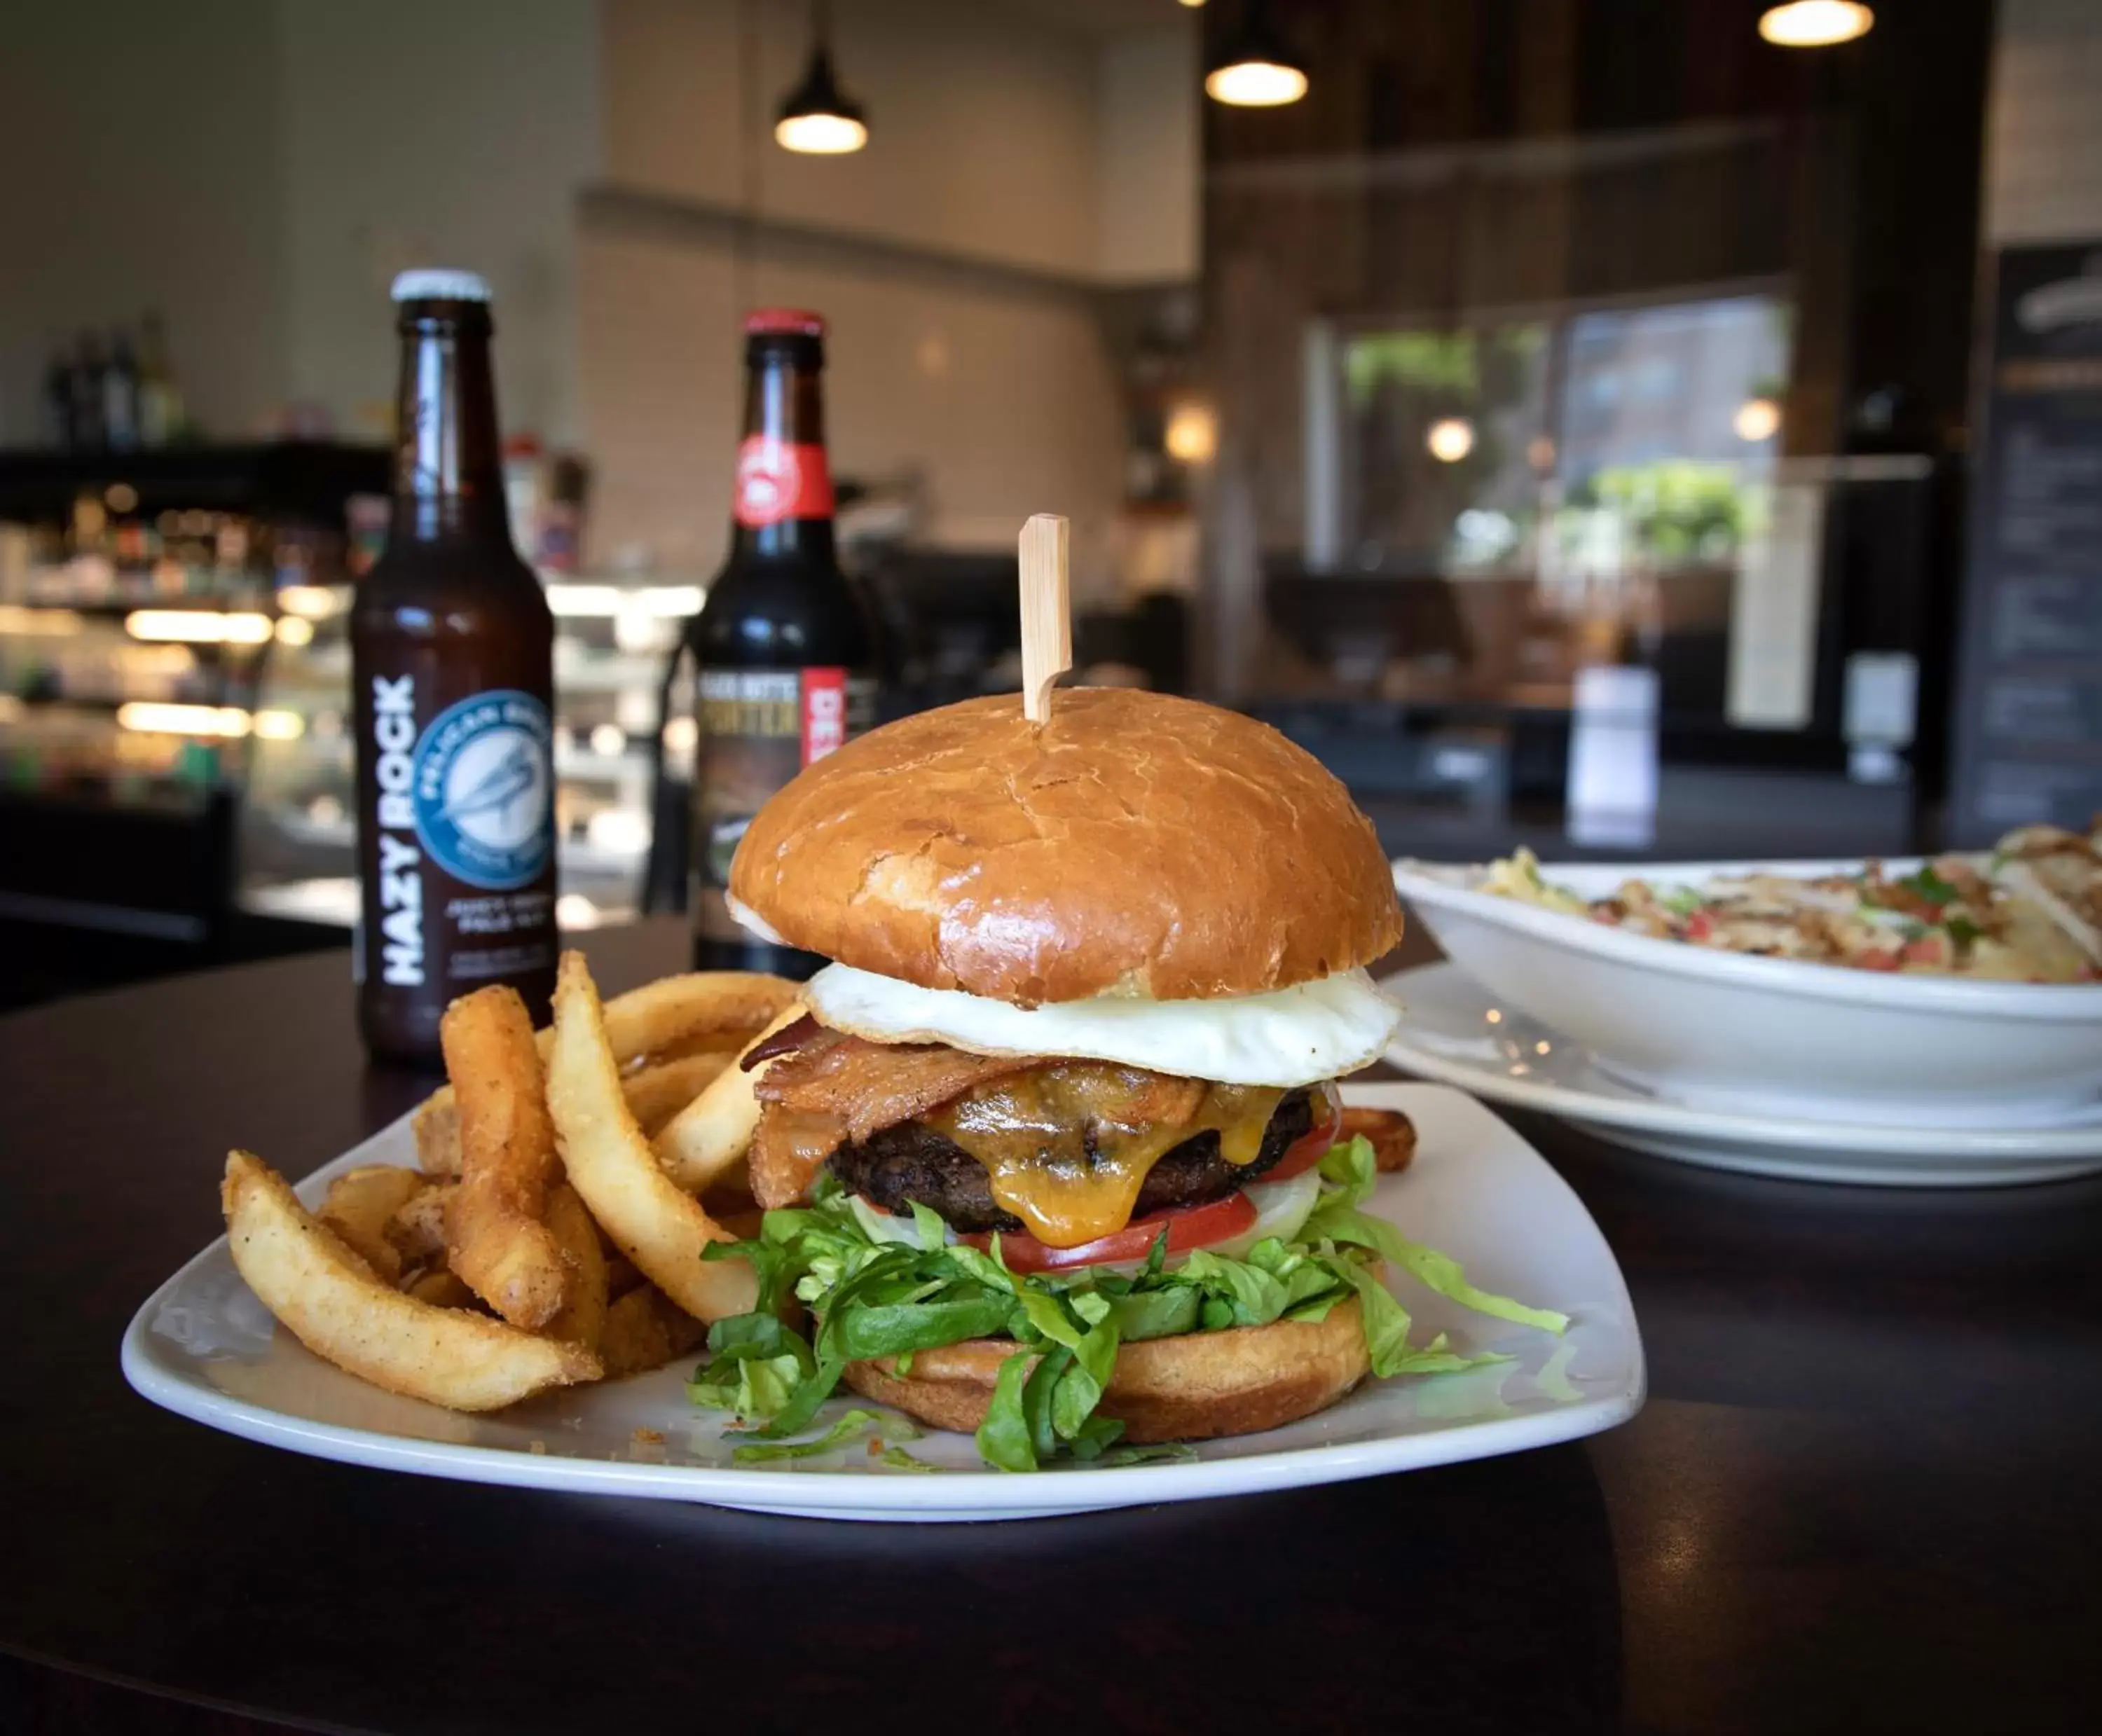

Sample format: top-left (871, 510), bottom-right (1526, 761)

top-left (409, 689), bottom-right (554, 890)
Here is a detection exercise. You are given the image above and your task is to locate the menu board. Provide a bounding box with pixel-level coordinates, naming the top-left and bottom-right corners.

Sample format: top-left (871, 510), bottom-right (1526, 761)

top-left (1949, 243), bottom-right (2102, 843)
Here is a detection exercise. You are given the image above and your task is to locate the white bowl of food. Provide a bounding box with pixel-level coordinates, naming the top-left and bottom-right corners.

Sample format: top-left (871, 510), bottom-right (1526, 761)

top-left (1392, 827), bottom-right (2102, 1131)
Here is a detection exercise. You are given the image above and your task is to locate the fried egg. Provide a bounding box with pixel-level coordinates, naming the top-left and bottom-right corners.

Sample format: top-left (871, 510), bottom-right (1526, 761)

top-left (802, 961), bottom-right (1402, 1088)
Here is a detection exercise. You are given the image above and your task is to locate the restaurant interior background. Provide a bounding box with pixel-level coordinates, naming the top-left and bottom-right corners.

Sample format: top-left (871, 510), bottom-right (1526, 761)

top-left (3, 0), bottom-right (2098, 1010)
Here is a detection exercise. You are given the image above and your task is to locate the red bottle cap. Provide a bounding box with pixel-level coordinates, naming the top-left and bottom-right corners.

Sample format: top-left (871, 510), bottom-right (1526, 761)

top-left (744, 308), bottom-right (825, 338)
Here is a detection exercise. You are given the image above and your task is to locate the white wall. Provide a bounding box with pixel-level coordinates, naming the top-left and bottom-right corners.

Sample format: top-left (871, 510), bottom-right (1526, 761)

top-left (276, 0), bottom-right (602, 444)
top-left (0, 0), bottom-right (287, 443)
top-left (0, 0), bottom-right (599, 448)
top-left (579, 219), bottom-right (1125, 571)
top-left (1, 0), bottom-right (1193, 574)
top-left (603, 0), bottom-right (1101, 278)
top-left (1986, 0), bottom-right (2102, 244)
top-left (1097, 24), bottom-right (1200, 284)
top-left (582, 0), bottom-right (1144, 573)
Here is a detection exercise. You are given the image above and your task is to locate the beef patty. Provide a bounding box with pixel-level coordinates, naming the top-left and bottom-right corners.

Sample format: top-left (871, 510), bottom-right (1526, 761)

top-left (827, 1087), bottom-right (1318, 1234)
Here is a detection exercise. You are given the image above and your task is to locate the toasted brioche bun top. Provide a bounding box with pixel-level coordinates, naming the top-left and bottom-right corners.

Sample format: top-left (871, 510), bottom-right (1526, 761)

top-left (729, 688), bottom-right (1402, 1005)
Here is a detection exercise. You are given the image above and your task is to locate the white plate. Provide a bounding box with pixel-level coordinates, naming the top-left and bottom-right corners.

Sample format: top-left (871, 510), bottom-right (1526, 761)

top-left (1384, 962), bottom-right (2102, 1188)
top-left (121, 1083), bottom-right (1641, 1523)
top-left (1393, 856), bottom-right (2102, 1129)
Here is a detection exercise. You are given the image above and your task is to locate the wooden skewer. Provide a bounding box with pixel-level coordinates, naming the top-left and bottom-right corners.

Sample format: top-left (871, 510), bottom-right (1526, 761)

top-left (1018, 512), bottom-right (1072, 725)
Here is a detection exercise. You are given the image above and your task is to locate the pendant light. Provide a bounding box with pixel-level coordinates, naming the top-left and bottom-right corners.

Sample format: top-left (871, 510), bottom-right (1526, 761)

top-left (776, 0), bottom-right (867, 155)
top-left (1758, 2), bottom-right (1874, 48)
top-left (1205, 0), bottom-right (1308, 107)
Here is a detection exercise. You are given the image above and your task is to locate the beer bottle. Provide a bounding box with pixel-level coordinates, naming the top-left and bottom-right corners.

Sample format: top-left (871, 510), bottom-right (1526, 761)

top-left (685, 309), bottom-right (877, 975)
top-left (352, 270), bottom-right (558, 1064)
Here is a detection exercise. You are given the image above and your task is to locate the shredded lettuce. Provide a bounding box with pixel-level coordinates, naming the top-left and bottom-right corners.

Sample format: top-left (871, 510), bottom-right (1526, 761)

top-left (1104, 1443), bottom-right (1201, 1467)
top-left (687, 1134), bottom-right (1566, 1470)
top-left (877, 1445), bottom-right (937, 1473)
top-left (975, 1350), bottom-right (1038, 1472)
top-left (1302, 1139), bottom-right (1571, 1333)
top-left (729, 1407), bottom-right (886, 1465)
top-left (1534, 1339), bottom-right (1581, 1403)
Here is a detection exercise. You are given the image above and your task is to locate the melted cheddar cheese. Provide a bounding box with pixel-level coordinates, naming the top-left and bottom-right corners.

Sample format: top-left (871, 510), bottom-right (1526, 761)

top-left (923, 1063), bottom-right (1285, 1248)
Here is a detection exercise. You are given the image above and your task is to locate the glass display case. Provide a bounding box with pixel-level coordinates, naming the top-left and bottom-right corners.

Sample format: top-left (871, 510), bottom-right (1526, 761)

top-left (0, 443), bottom-right (705, 1000)
top-left (0, 447), bottom-right (383, 812)
top-left (0, 443), bottom-right (390, 1003)
top-left (237, 575), bottom-right (704, 934)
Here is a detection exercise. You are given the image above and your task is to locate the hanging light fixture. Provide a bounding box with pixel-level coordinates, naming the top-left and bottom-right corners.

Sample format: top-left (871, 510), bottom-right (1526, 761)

top-left (776, 0), bottom-right (867, 155)
top-left (1758, 2), bottom-right (1874, 48)
top-left (1733, 397), bottom-right (1782, 442)
top-left (1205, 0), bottom-right (1308, 107)
top-left (1426, 418), bottom-right (1476, 464)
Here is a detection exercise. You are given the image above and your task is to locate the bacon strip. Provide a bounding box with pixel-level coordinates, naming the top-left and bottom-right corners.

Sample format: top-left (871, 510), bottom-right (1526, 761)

top-left (757, 1029), bottom-right (1044, 1143)
top-left (746, 1026), bottom-right (1046, 1207)
top-left (741, 1011), bottom-right (821, 1071)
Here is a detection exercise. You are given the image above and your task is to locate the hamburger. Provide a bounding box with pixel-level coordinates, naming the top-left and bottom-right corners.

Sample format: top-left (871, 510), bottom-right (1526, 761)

top-left (687, 689), bottom-right (1564, 1468)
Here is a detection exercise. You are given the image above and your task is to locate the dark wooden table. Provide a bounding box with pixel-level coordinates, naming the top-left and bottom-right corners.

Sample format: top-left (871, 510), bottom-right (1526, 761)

top-left (4, 921), bottom-right (2098, 1735)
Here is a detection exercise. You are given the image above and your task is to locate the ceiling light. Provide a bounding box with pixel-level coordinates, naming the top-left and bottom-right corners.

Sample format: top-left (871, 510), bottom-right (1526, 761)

top-left (1734, 397), bottom-right (1782, 442)
top-left (776, 4), bottom-right (867, 155)
top-left (125, 609), bottom-right (274, 645)
top-left (115, 702), bottom-right (252, 738)
top-left (1759, 2), bottom-right (1874, 48)
top-left (1427, 418), bottom-right (1476, 463)
top-left (252, 710), bottom-right (306, 740)
top-left (0, 606), bottom-right (83, 637)
top-left (1164, 402), bottom-right (1218, 464)
top-left (1206, 1), bottom-right (1307, 106)
top-left (776, 109), bottom-right (866, 155)
top-left (275, 584), bottom-right (341, 619)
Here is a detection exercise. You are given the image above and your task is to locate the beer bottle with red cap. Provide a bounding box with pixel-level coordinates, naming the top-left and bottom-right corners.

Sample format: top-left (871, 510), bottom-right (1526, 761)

top-left (680, 308), bottom-right (877, 974)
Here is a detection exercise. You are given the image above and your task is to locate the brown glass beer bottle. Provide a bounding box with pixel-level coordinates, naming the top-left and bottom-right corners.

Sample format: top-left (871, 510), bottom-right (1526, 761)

top-left (684, 309), bottom-right (877, 975)
top-left (351, 270), bottom-right (558, 1064)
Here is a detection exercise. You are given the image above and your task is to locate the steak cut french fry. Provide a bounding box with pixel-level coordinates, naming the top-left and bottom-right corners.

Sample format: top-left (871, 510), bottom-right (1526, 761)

top-left (542, 1183), bottom-right (609, 1352)
top-left (597, 1283), bottom-right (708, 1379)
top-left (652, 1002), bottom-right (806, 1194)
top-left (319, 1166), bottom-right (427, 1282)
top-left (412, 1097), bottom-right (462, 1178)
top-left (441, 985), bottom-right (573, 1330)
top-left (417, 1056), bottom-right (734, 1174)
top-left (402, 1267), bottom-right (478, 1309)
top-left (545, 952), bottom-right (758, 1323)
top-left (221, 1151), bottom-right (598, 1411)
top-left (410, 972), bottom-right (801, 1173)
top-left (386, 1183), bottom-right (451, 1263)
top-left (1338, 1105), bottom-right (1418, 1174)
top-left (619, 1049), bottom-right (736, 1137)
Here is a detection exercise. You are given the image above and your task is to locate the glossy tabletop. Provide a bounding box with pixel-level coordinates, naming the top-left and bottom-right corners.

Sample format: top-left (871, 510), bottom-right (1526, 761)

top-left (3, 921), bottom-right (2098, 1734)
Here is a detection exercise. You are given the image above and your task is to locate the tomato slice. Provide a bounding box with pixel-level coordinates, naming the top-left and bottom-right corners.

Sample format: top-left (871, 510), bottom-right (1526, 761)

top-left (966, 1190), bottom-right (1258, 1275)
top-left (1258, 1086), bottom-right (1345, 1185)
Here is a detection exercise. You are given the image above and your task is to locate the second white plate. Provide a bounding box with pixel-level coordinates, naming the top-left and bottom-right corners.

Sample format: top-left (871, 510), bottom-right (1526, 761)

top-left (1382, 962), bottom-right (2102, 1188)
top-left (122, 1082), bottom-right (1641, 1522)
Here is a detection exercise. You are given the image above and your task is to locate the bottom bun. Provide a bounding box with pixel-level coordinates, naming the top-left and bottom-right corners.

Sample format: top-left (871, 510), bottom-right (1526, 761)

top-left (843, 1295), bottom-right (1369, 1445)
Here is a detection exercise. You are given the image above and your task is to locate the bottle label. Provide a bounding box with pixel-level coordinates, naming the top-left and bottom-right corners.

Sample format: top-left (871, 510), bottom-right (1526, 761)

top-left (359, 668), bottom-right (558, 998)
top-left (691, 666), bottom-right (875, 942)
top-left (734, 436), bottom-right (834, 527)
top-left (409, 689), bottom-right (555, 889)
